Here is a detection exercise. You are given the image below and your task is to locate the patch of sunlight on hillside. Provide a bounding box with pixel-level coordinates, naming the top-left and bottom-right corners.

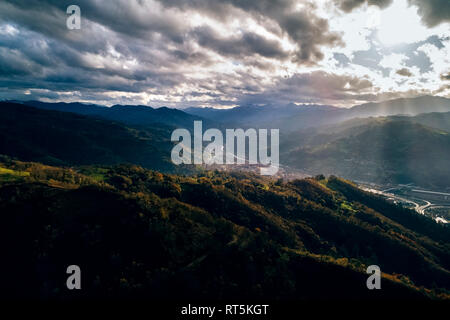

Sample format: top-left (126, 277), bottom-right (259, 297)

top-left (0, 167), bottom-right (30, 182)
top-left (0, 167), bottom-right (30, 176)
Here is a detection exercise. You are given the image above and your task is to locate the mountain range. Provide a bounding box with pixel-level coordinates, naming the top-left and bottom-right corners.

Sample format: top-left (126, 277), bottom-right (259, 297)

top-left (283, 113), bottom-right (450, 190)
top-left (1, 96), bottom-right (450, 300)
top-left (2, 95), bottom-right (450, 190)
top-left (9, 95), bottom-right (450, 134)
top-left (9, 100), bottom-right (213, 130)
top-left (185, 96), bottom-right (450, 132)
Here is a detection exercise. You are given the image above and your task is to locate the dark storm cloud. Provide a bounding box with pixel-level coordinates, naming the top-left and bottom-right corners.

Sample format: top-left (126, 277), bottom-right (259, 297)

top-left (409, 0), bottom-right (450, 27)
top-left (279, 10), bottom-right (342, 62)
top-left (0, 47), bottom-right (42, 76)
top-left (192, 26), bottom-right (289, 59)
top-left (335, 0), bottom-right (450, 27)
top-left (0, 0), bottom-right (185, 42)
top-left (0, 0), bottom-right (445, 107)
top-left (280, 71), bottom-right (374, 97)
top-left (334, 0), bottom-right (393, 12)
top-left (163, 0), bottom-right (343, 63)
top-left (0, 2), bottom-right (195, 97)
top-left (0, 0), bottom-right (352, 107)
top-left (396, 68), bottom-right (413, 77)
top-left (236, 71), bottom-right (375, 105)
top-left (0, 0), bottom-right (341, 63)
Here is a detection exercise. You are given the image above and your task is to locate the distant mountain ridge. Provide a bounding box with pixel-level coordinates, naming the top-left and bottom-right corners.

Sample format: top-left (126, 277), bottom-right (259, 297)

top-left (185, 103), bottom-right (340, 127)
top-left (184, 96), bottom-right (450, 132)
top-left (3, 96), bottom-right (450, 189)
top-left (7, 96), bottom-right (450, 133)
top-left (8, 100), bottom-right (214, 130)
top-left (349, 96), bottom-right (450, 118)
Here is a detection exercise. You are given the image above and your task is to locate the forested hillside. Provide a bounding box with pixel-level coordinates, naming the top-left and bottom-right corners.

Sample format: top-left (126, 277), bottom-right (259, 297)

top-left (285, 117), bottom-right (450, 189)
top-left (1, 158), bottom-right (448, 300)
top-left (0, 102), bottom-right (177, 172)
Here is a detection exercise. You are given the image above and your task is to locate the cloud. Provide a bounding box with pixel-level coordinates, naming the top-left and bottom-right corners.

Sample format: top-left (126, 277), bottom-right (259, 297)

top-left (0, 0), bottom-right (342, 64)
top-left (396, 68), bottom-right (413, 77)
top-left (192, 26), bottom-right (289, 60)
top-left (379, 53), bottom-right (408, 70)
top-left (335, 0), bottom-right (450, 27)
top-left (236, 71), bottom-right (376, 106)
top-left (408, 0), bottom-right (450, 27)
top-left (0, 0), bottom-right (348, 106)
top-left (156, 0), bottom-right (343, 63)
top-left (441, 73), bottom-right (450, 81)
top-left (0, 0), bottom-right (448, 107)
top-left (334, 0), bottom-right (393, 12)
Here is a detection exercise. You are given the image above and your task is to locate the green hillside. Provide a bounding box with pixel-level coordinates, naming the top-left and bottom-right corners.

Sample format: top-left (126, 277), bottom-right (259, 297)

top-left (1, 158), bottom-right (448, 300)
top-left (396, 111), bottom-right (450, 132)
top-left (0, 102), bottom-right (177, 172)
top-left (285, 118), bottom-right (450, 189)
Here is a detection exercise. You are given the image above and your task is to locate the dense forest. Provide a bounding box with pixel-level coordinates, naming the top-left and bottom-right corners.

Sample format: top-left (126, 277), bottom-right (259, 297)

top-left (1, 157), bottom-right (449, 300)
top-left (0, 102), bottom-right (176, 171)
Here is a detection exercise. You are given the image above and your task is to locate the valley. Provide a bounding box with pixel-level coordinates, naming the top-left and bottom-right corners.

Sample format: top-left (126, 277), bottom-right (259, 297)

top-left (358, 182), bottom-right (450, 224)
top-left (2, 0), bottom-right (450, 305)
top-left (1, 96), bottom-right (449, 300)
top-left (1, 159), bottom-right (449, 300)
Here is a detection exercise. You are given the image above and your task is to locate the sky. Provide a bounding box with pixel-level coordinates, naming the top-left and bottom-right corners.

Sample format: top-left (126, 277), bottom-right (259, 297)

top-left (0, 0), bottom-right (449, 108)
